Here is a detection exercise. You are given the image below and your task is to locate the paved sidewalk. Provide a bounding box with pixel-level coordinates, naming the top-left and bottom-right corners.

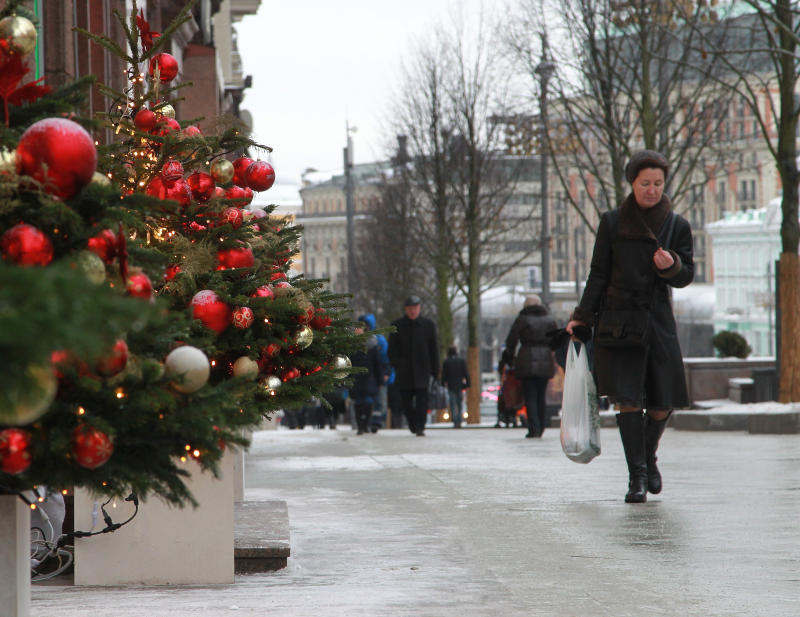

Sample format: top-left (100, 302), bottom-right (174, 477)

top-left (33, 425), bottom-right (800, 617)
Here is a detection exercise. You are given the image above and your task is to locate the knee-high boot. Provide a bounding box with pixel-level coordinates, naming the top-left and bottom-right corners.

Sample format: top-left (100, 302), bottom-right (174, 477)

top-left (644, 414), bottom-right (669, 494)
top-left (616, 412), bottom-right (648, 503)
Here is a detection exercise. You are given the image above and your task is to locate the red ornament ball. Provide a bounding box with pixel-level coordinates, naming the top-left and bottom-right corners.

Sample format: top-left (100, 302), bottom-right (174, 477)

top-left (0, 429), bottom-right (32, 475)
top-left (16, 118), bottom-right (97, 200)
top-left (164, 178), bottom-right (192, 209)
top-left (149, 52), bottom-right (179, 82)
top-left (271, 272), bottom-right (289, 283)
top-left (221, 207), bottom-right (243, 228)
top-left (232, 156), bottom-right (254, 186)
top-left (95, 339), bottom-right (129, 377)
top-left (71, 424), bottom-right (113, 470)
top-left (150, 117), bottom-right (181, 137)
top-left (232, 306), bottom-right (254, 329)
top-left (182, 125), bottom-right (202, 137)
top-left (164, 264), bottom-right (182, 281)
top-left (87, 229), bottom-right (118, 264)
top-left (217, 245), bottom-right (255, 270)
top-left (146, 175), bottom-right (166, 199)
top-left (311, 308), bottom-right (332, 330)
top-left (161, 159), bottom-right (184, 183)
top-left (187, 171), bottom-right (215, 202)
top-left (242, 186), bottom-right (254, 206)
top-left (251, 285), bottom-right (274, 300)
top-left (190, 289), bottom-right (232, 334)
top-left (245, 161), bottom-right (276, 192)
top-left (127, 272), bottom-right (153, 300)
top-left (224, 185), bottom-right (247, 208)
top-left (1, 223), bottom-right (53, 266)
top-left (280, 367), bottom-right (301, 382)
top-left (134, 108), bottom-right (157, 131)
top-left (51, 349), bottom-right (90, 381)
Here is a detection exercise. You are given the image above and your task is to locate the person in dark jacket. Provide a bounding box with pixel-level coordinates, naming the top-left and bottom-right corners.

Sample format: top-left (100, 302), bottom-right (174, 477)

top-left (441, 345), bottom-right (470, 428)
top-left (567, 150), bottom-right (693, 504)
top-left (502, 295), bottom-right (558, 438)
top-left (388, 295), bottom-right (439, 436)
top-left (350, 317), bottom-right (387, 435)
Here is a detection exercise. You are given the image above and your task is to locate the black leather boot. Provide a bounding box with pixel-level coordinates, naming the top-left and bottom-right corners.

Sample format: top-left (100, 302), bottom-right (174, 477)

top-left (644, 414), bottom-right (669, 494)
top-left (617, 412), bottom-right (648, 503)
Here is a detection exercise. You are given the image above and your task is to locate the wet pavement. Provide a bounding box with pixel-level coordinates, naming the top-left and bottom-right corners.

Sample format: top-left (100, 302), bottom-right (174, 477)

top-left (33, 423), bottom-right (800, 616)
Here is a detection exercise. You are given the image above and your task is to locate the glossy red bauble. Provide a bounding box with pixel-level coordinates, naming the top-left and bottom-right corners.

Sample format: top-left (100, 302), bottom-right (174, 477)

top-left (16, 118), bottom-right (97, 200)
top-left (187, 171), bottom-right (215, 202)
top-left (232, 306), bottom-right (254, 329)
top-left (161, 159), bottom-right (184, 183)
top-left (224, 185), bottom-right (247, 208)
top-left (251, 285), bottom-right (274, 300)
top-left (295, 304), bottom-right (314, 325)
top-left (280, 367), bottom-right (301, 382)
top-left (164, 264), bottom-right (182, 281)
top-left (150, 117), bottom-right (181, 137)
top-left (1, 223), bottom-right (53, 266)
top-left (71, 424), bottom-right (113, 470)
top-left (87, 229), bottom-right (118, 264)
top-left (134, 108), bottom-right (157, 131)
top-left (164, 178), bottom-right (192, 210)
top-left (242, 186), bottom-right (254, 206)
top-left (271, 272), bottom-right (289, 283)
top-left (232, 157), bottom-right (254, 186)
top-left (149, 52), bottom-right (179, 82)
top-left (190, 289), bottom-right (231, 334)
top-left (146, 175), bottom-right (166, 199)
top-left (0, 429), bottom-right (32, 475)
top-left (311, 308), bottom-right (332, 330)
top-left (95, 339), bottom-right (128, 377)
top-left (245, 161), bottom-right (275, 192)
top-left (221, 207), bottom-right (243, 228)
top-left (182, 125), bottom-right (202, 137)
top-left (127, 272), bottom-right (153, 300)
top-left (217, 245), bottom-right (255, 270)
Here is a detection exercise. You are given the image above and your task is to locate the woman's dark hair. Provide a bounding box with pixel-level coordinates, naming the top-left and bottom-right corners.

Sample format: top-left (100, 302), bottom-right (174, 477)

top-left (625, 150), bottom-right (669, 183)
top-left (447, 345), bottom-right (457, 357)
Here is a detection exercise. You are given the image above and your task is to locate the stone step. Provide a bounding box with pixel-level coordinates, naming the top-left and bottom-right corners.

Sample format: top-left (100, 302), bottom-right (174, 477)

top-left (234, 500), bottom-right (290, 573)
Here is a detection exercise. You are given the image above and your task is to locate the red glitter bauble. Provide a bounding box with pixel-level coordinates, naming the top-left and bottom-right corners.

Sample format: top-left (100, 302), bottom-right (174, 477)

top-left (148, 52), bottom-right (179, 82)
top-left (242, 186), bottom-right (254, 206)
top-left (190, 290), bottom-right (232, 334)
top-left (221, 207), bottom-right (243, 228)
top-left (232, 156), bottom-right (254, 186)
top-left (245, 161), bottom-right (275, 192)
top-left (280, 367), bottom-right (301, 382)
top-left (1, 223), bottom-right (53, 266)
top-left (295, 304), bottom-right (314, 325)
top-left (127, 272), bottom-right (153, 300)
top-left (251, 285), bottom-right (274, 300)
top-left (161, 159), bottom-right (184, 183)
top-left (187, 221), bottom-right (207, 233)
top-left (164, 178), bottom-right (192, 210)
top-left (95, 339), bottom-right (128, 377)
top-left (311, 308), bottom-right (332, 330)
top-left (164, 264), bottom-right (182, 281)
top-left (217, 245), bottom-right (255, 270)
top-left (0, 429), bottom-right (32, 475)
top-left (87, 229), bottom-right (118, 264)
top-left (134, 108), bottom-right (157, 131)
top-left (224, 185), bottom-right (247, 208)
top-left (271, 272), bottom-right (288, 283)
top-left (186, 171), bottom-right (215, 202)
top-left (150, 117), bottom-right (181, 137)
top-left (182, 125), bottom-right (202, 137)
top-left (71, 424), bottom-right (113, 470)
top-left (232, 306), bottom-right (254, 329)
top-left (16, 118), bottom-right (97, 200)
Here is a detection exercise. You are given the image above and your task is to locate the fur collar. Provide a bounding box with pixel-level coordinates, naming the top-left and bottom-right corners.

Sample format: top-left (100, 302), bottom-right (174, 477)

top-left (520, 305), bottom-right (548, 317)
top-left (617, 193), bottom-right (672, 241)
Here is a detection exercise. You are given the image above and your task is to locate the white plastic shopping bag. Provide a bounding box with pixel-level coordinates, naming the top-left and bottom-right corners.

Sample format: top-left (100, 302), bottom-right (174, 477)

top-left (559, 342), bottom-right (601, 463)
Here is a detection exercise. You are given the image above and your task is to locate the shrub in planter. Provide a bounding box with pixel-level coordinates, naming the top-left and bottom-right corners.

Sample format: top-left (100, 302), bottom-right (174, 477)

top-left (712, 330), bottom-right (752, 359)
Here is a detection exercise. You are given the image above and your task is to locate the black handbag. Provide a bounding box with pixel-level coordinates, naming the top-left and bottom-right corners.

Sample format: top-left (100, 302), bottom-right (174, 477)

top-left (594, 212), bottom-right (677, 349)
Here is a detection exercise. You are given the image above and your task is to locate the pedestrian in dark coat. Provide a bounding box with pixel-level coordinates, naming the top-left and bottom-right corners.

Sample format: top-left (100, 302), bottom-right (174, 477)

top-left (441, 345), bottom-right (470, 428)
top-left (388, 295), bottom-right (439, 436)
top-left (502, 295), bottom-right (558, 438)
top-left (350, 318), bottom-right (387, 435)
top-left (567, 150), bottom-right (694, 504)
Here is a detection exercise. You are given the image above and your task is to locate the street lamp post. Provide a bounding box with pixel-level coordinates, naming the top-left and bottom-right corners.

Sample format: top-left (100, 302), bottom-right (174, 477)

top-left (343, 123), bottom-right (356, 295)
top-left (535, 36), bottom-right (555, 306)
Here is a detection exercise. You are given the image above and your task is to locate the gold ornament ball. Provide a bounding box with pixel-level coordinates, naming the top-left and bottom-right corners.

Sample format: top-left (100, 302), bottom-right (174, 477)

top-left (0, 147), bottom-right (18, 175)
top-left (90, 171), bottom-right (111, 187)
top-left (164, 346), bottom-right (210, 394)
top-left (74, 250), bottom-right (106, 284)
top-left (295, 325), bottom-right (313, 349)
top-left (0, 15), bottom-right (37, 56)
top-left (0, 364), bottom-right (57, 425)
top-left (210, 159), bottom-right (234, 185)
top-left (262, 375), bottom-right (282, 395)
top-left (331, 355), bottom-right (352, 378)
top-left (159, 103), bottom-right (176, 119)
top-left (232, 356), bottom-right (259, 379)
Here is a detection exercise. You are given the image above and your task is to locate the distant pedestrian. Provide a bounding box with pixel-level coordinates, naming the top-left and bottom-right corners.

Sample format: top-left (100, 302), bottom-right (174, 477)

top-left (502, 294), bottom-right (558, 439)
top-left (566, 149), bottom-right (693, 503)
top-left (349, 317), bottom-right (387, 435)
top-left (388, 295), bottom-right (439, 436)
top-left (441, 345), bottom-right (470, 428)
top-left (361, 313), bottom-right (392, 431)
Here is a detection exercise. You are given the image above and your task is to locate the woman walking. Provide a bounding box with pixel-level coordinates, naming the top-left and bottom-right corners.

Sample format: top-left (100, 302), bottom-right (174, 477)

top-left (566, 150), bottom-right (693, 503)
top-left (502, 295), bottom-right (557, 438)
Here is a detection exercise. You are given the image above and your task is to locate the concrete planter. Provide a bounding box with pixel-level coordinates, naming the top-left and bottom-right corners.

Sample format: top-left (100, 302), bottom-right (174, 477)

top-left (0, 494), bottom-right (30, 617)
top-left (683, 357), bottom-right (776, 403)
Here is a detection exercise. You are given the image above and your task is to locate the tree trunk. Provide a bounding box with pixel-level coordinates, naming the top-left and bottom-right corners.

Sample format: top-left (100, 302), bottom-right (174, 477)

top-left (465, 244), bottom-right (481, 423)
top-left (466, 345), bottom-right (481, 424)
top-left (778, 253), bottom-right (800, 401)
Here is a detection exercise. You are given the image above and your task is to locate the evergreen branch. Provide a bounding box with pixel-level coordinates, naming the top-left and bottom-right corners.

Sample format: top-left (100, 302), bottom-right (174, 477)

top-left (73, 27), bottom-right (133, 64)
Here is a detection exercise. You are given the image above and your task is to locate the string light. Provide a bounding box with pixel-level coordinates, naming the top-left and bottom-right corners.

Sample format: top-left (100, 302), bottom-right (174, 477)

top-left (185, 444), bottom-right (191, 451)
top-left (77, 406), bottom-right (86, 415)
top-left (192, 449), bottom-right (200, 458)
top-left (115, 387), bottom-right (126, 399)
top-left (180, 456), bottom-right (187, 462)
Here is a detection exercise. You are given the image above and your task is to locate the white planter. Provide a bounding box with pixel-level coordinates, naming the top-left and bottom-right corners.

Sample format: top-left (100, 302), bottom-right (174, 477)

top-left (0, 494), bottom-right (31, 617)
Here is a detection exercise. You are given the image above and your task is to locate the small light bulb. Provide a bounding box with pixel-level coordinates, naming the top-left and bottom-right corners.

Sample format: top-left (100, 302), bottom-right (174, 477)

top-left (185, 444), bottom-right (191, 451)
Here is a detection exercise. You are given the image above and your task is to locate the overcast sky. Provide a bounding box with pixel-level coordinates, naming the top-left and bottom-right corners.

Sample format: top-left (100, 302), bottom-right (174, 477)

top-left (235, 0), bottom-right (459, 187)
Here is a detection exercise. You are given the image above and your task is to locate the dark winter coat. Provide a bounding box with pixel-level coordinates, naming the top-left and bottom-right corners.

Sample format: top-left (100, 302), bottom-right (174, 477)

top-left (349, 335), bottom-right (385, 404)
top-left (503, 305), bottom-right (558, 379)
top-left (388, 314), bottom-right (439, 390)
top-left (572, 194), bottom-right (693, 409)
top-left (441, 355), bottom-right (470, 391)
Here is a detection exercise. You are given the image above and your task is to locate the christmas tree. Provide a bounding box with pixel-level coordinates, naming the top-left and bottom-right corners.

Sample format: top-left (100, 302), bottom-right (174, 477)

top-left (0, 1), bottom-right (357, 507)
